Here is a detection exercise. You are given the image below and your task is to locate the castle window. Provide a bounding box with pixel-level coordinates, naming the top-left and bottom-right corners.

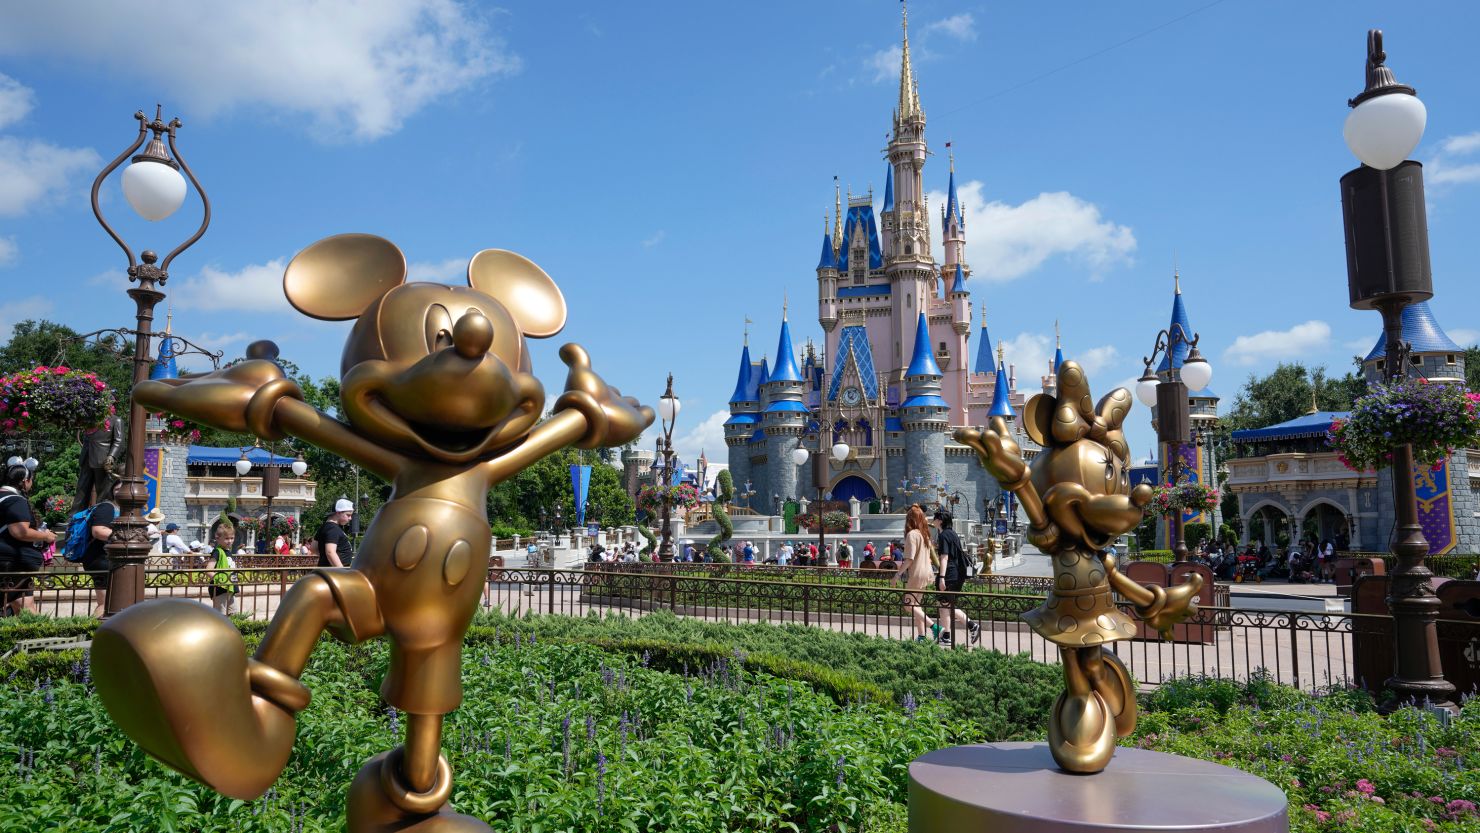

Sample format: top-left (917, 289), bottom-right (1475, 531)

top-left (907, 294), bottom-right (912, 308)
top-left (938, 342), bottom-right (946, 353)
top-left (1447, 354), bottom-right (1457, 364)
top-left (1410, 356), bottom-right (1422, 366)
top-left (1375, 359), bottom-right (1385, 372)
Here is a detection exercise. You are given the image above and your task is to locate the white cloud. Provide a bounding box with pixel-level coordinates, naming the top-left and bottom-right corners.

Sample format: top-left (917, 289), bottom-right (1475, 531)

top-left (641, 230), bottom-right (666, 248)
top-left (999, 333), bottom-right (1052, 380)
top-left (179, 331), bottom-right (254, 370)
top-left (172, 259), bottom-right (291, 313)
top-left (926, 182), bottom-right (1136, 281)
top-left (924, 13), bottom-right (976, 41)
top-left (654, 408), bottom-right (728, 469)
top-left (867, 45), bottom-right (902, 83)
top-left (0, 295), bottom-right (52, 342)
top-left (0, 236), bottom-right (16, 268)
top-left (1448, 328), bottom-right (1480, 347)
top-left (0, 136), bottom-right (100, 217)
top-left (1343, 335), bottom-right (1376, 352)
top-left (0, 74), bottom-right (34, 130)
top-left (1427, 131), bottom-right (1480, 187)
top-left (1222, 320), bottom-right (1331, 367)
top-left (0, 1), bottom-right (520, 142)
top-left (1077, 345), bottom-right (1120, 376)
top-left (408, 257), bottom-right (465, 283)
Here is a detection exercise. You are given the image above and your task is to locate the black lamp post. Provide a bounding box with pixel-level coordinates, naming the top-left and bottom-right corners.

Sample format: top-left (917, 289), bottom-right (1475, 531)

top-left (91, 106), bottom-right (210, 614)
top-left (1136, 319), bottom-right (1214, 560)
top-left (655, 374), bottom-right (681, 561)
top-left (792, 435), bottom-right (849, 566)
top-left (1338, 30), bottom-right (1455, 710)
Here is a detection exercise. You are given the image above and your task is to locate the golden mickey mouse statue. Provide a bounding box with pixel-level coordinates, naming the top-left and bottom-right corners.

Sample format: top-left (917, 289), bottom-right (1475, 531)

top-left (91, 234), bottom-right (653, 832)
top-left (955, 360), bottom-right (1201, 774)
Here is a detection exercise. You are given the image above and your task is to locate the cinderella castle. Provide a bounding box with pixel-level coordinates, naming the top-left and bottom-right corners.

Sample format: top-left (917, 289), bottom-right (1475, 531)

top-left (719, 6), bottom-right (1033, 521)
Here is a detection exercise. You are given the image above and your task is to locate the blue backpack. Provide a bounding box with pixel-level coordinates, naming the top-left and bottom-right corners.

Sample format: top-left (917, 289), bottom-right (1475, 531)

top-left (62, 505), bottom-right (100, 562)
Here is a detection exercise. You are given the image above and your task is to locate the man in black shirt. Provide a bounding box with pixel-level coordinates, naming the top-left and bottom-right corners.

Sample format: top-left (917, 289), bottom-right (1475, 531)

top-left (933, 509), bottom-right (981, 646)
top-left (315, 498), bottom-right (355, 568)
top-left (0, 458), bottom-right (56, 615)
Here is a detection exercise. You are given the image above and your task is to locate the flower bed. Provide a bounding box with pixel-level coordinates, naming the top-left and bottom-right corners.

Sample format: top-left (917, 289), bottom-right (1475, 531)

top-left (0, 627), bottom-right (947, 831)
top-left (1130, 673), bottom-right (1480, 832)
top-left (1329, 379), bottom-right (1480, 471)
top-left (0, 366), bottom-right (113, 436)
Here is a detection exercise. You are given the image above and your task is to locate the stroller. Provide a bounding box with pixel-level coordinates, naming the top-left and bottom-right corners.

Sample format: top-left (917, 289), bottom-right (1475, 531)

top-left (1285, 550), bottom-right (1318, 584)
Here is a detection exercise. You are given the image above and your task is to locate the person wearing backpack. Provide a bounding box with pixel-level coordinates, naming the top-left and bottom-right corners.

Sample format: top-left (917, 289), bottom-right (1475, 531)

top-left (932, 509), bottom-right (981, 647)
top-left (206, 519), bottom-right (239, 615)
top-left (76, 480), bottom-right (120, 618)
top-left (0, 458), bottom-right (55, 615)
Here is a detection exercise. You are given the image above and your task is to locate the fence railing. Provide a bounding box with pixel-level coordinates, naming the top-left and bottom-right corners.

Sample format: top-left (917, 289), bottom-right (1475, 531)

top-left (0, 566), bottom-right (1432, 693)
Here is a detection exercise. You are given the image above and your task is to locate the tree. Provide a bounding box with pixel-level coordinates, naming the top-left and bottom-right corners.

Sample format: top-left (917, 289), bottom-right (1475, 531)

top-left (486, 447), bottom-right (634, 533)
top-left (1219, 362), bottom-right (1366, 460)
top-left (1466, 346), bottom-right (1480, 391)
top-left (707, 469), bottom-right (734, 561)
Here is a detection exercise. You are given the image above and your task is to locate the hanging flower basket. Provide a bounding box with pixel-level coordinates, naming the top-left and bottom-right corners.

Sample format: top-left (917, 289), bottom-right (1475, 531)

top-left (1328, 379), bottom-right (1480, 471)
top-left (636, 483), bottom-right (700, 516)
top-left (152, 412), bottom-right (204, 445)
top-left (0, 366), bottom-right (114, 436)
top-left (796, 510), bottom-right (850, 533)
top-left (1147, 481), bottom-right (1220, 515)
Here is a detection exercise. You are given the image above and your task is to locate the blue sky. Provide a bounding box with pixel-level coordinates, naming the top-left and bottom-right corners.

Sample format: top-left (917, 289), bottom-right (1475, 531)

top-left (2, 1), bottom-right (1478, 468)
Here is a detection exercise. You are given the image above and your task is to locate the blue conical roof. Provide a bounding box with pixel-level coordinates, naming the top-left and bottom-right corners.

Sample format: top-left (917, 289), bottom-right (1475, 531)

top-left (1053, 346), bottom-right (1064, 373)
top-left (973, 320), bottom-right (994, 375)
top-left (949, 263), bottom-right (966, 294)
top-left (769, 319), bottom-right (803, 383)
top-left (988, 364), bottom-right (1014, 418)
top-left (757, 357), bottom-right (770, 386)
top-left (905, 312), bottom-right (942, 377)
top-left (1156, 288), bottom-right (1193, 372)
top-left (728, 344), bottom-right (753, 404)
top-left (944, 168), bottom-right (960, 234)
top-left (882, 165), bottom-right (894, 212)
top-left (817, 231), bottom-right (836, 271)
top-left (1364, 300), bottom-right (1462, 362)
top-left (150, 335), bottom-right (179, 381)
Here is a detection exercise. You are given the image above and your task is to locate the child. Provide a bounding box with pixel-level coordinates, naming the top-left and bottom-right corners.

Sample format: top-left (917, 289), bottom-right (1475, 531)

top-left (207, 520), bottom-right (239, 615)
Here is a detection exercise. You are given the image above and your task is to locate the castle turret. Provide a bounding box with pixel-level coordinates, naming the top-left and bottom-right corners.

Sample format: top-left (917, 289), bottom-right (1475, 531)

top-left (1360, 300), bottom-right (1466, 385)
top-left (884, 1), bottom-right (935, 384)
top-left (724, 340), bottom-right (760, 496)
top-left (621, 446), bottom-right (656, 500)
top-left (817, 217), bottom-right (839, 333)
top-left (972, 308), bottom-right (995, 377)
top-left (762, 313), bottom-right (810, 501)
top-left (900, 311), bottom-right (948, 494)
top-left (988, 344), bottom-right (1014, 419)
top-left (941, 151), bottom-right (966, 273)
top-left (1152, 272), bottom-right (1221, 540)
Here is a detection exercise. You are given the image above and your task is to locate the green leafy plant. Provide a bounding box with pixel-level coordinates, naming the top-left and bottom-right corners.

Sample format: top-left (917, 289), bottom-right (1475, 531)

top-left (707, 469), bottom-right (735, 562)
top-left (1329, 379), bottom-right (1480, 471)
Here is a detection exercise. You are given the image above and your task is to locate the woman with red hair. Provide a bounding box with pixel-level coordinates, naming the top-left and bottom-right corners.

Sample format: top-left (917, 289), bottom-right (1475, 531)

top-left (893, 504), bottom-right (939, 642)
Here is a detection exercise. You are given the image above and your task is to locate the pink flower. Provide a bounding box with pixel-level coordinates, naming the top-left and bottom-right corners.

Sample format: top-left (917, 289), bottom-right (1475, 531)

top-left (1356, 779), bottom-right (1376, 795)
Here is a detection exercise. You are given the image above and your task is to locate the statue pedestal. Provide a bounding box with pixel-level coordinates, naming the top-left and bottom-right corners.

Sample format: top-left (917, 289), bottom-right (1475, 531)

top-left (909, 743), bottom-right (1287, 833)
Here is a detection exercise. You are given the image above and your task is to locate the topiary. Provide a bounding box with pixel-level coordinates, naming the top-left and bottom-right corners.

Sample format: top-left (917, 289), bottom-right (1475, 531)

top-left (637, 524), bottom-right (656, 557)
top-left (706, 469), bottom-right (735, 562)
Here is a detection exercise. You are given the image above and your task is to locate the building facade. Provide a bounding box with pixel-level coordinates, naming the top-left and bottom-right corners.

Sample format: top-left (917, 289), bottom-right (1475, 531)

top-left (1227, 301), bottom-right (1480, 553)
top-left (723, 6), bottom-right (1039, 523)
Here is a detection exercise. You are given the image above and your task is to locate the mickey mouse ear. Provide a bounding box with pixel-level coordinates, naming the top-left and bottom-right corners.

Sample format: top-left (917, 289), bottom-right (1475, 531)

top-left (467, 249), bottom-right (567, 338)
top-left (284, 234), bottom-right (407, 321)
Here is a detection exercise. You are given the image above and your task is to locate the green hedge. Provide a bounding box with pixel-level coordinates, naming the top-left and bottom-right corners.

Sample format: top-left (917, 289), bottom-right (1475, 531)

top-left (1130, 550), bottom-right (1175, 564)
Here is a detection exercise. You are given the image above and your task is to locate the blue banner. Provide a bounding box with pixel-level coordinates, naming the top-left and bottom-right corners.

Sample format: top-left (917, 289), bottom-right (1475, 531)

top-left (570, 464), bottom-right (592, 527)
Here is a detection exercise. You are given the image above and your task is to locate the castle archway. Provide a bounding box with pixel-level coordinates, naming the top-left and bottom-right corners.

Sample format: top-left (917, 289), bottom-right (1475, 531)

top-left (830, 475), bottom-right (877, 504)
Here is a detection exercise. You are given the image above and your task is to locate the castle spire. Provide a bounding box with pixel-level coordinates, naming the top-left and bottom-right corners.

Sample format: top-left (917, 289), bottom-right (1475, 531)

top-left (833, 176), bottom-right (843, 250)
top-left (769, 318), bottom-right (803, 383)
top-left (973, 308), bottom-right (995, 375)
top-left (882, 164), bottom-right (894, 212)
top-left (897, 0), bottom-right (920, 124)
top-left (1053, 320), bottom-right (1064, 373)
top-left (905, 311), bottom-right (942, 378)
top-left (817, 214), bottom-right (837, 271)
top-left (1159, 271), bottom-right (1195, 373)
top-left (728, 343), bottom-right (754, 404)
top-left (989, 344), bottom-right (1014, 418)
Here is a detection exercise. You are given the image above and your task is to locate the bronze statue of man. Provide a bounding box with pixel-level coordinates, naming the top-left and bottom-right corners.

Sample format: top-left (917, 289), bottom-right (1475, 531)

top-left (73, 417), bottom-right (124, 512)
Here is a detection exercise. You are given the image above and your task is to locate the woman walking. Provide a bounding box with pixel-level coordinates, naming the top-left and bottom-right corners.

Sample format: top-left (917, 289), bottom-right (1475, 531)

top-left (893, 504), bottom-right (939, 642)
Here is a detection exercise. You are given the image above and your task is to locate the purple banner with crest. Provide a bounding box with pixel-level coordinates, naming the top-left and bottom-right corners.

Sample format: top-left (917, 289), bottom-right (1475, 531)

top-left (1414, 458), bottom-right (1456, 555)
top-left (142, 447), bottom-right (161, 514)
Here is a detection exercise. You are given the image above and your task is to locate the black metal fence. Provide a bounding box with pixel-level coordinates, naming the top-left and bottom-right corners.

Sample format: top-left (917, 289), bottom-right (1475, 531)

top-left (0, 565), bottom-right (1441, 693)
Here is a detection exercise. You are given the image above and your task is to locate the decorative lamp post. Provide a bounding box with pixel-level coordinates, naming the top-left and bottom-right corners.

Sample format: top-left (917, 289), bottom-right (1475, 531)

top-left (1136, 327), bottom-right (1213, 560)
top-left (738, 479), bottom-right (757, 511)
top-left (792, 439), bottom-right (849, 564)
top-left (91, 106), bottom-right (210, 614)
top-left (656, 374), bottom-right (681, 560)
top-left (1338, 30), bottom-right (1455, 710)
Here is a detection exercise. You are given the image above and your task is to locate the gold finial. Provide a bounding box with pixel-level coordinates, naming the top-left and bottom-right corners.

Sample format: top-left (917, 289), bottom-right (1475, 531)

top-left (948, 142), bottom-right (955, 172)
top-left (997, 342), bottom-right (1006, 364)
top-left (980, 305), bottom-right (987, 329)
top-left (165, 303), bottom-right (173, 334)
top-left (1055, 319), bottom-right (1061, 347)
top-left (1306, 384), bottom-right (1319, 415)
top-left (1174, 254), bottom-right (1181, 294)
top-left (744, 315), bottom-right (752, 346)
top-left (783, 291), bottom-right (788, 321)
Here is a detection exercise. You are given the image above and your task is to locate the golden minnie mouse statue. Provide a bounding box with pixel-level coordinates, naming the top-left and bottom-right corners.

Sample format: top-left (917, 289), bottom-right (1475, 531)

top-left (955, 360), bottom-right (1201, 774)
top-left (92, 234), bottom-right (653, 832)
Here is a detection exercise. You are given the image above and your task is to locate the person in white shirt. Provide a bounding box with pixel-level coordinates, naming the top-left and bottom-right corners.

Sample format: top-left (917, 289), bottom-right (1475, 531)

top-left (162, 523), bottom-right (188, 554)
top-left (777, 542), bottom-right (793, 566)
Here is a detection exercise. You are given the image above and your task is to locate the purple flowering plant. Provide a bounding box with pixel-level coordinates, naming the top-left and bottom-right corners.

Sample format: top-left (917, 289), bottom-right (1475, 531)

top-left (1328, 379), bottom-right (1480, 472)
top-left (0, 366), bottom-right (113, 436)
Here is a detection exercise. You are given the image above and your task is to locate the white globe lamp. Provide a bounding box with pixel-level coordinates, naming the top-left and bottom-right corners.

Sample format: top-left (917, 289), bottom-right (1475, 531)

top-left (831, 442), bottom-right (850, 463)
top-left (234, 456), bottom-right (253, 477)
top-left (1135, 370), bottom-right (1160, 408)
top-left (291, 456), bottom-right (309, 477)
top-left (791, 447), bottom-right (810, 466)
top-left (122, 157), bottom-right (187, 221)
top-left (1344, 30), bottom-right (1425, 171)
top-left (1180, 349), bottom-right (1213, 391)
